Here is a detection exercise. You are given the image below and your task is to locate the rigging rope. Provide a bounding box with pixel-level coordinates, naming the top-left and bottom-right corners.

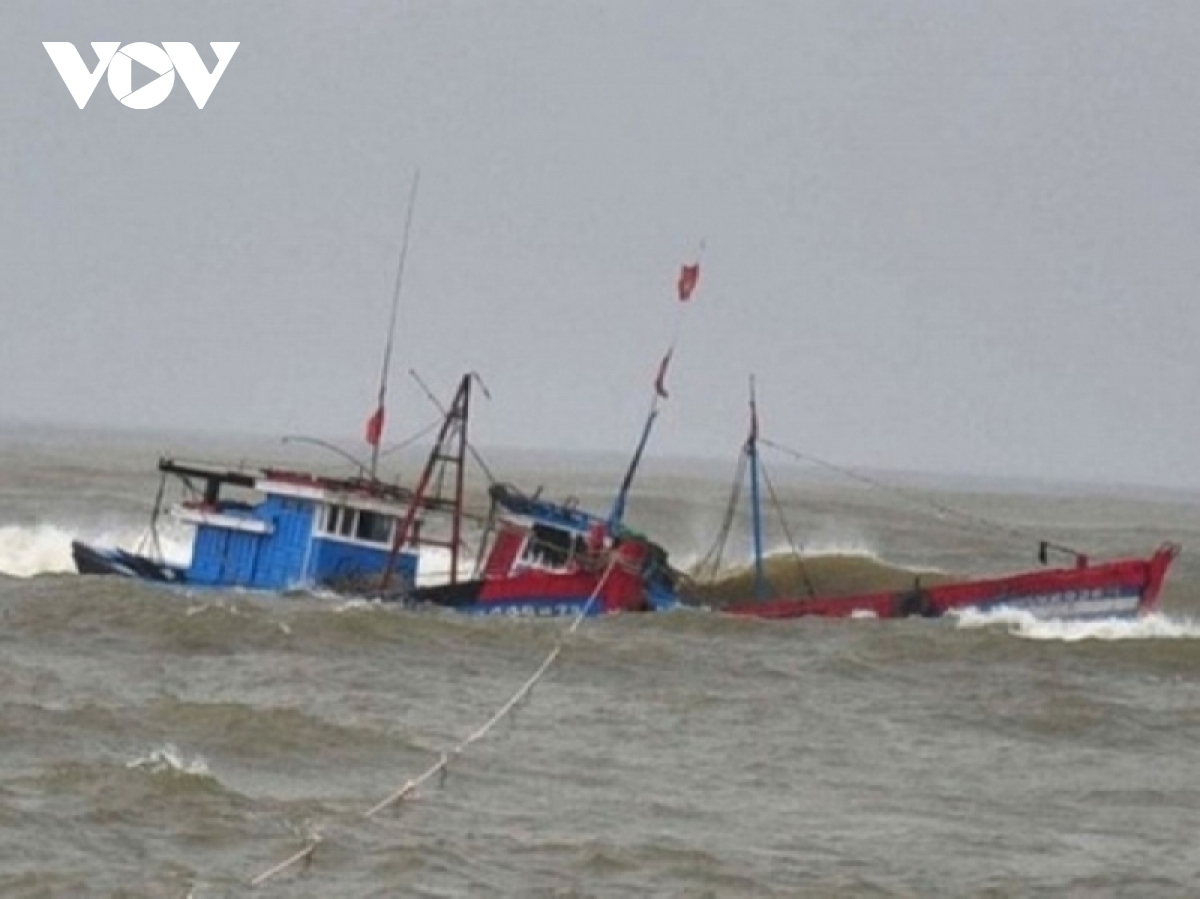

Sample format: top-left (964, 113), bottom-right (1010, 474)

top-left (696, 447), bottom-right (747, 582)
top-left (134, 470), bottom-right (169, 562)
top-left (759, 437), bottom-right (1085, 561)
top-left (408, 368), bottom-right (499, 487)
top-left (377, 416), bottom-right (445, 461)
top-left (249, 559), bottom-right (619, 888)
top-left (759, 457), bottom-right (817, 599)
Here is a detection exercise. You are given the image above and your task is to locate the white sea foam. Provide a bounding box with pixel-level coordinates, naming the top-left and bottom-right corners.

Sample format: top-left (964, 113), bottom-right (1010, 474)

top-left (798, 539), bottom-right (884, 560)
top-left (0, 521), bottom-right (192, 578)
top-left (334, 598), bottom-right (382, 613)
top-left (953, 608), bottom-right (1200, 641)
top-left (126, 743), bottom-right (210, 777)
top-left (0, 523), bottom-right (78, 577)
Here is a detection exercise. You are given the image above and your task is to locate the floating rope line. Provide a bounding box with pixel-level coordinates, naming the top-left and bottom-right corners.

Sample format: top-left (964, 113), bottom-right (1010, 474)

top-left (248, 559), bottom-right (619, 888)
top-left (249, 841), bottom-right (319, 888)
top-left (759, 438), bottom-right (1085, 561)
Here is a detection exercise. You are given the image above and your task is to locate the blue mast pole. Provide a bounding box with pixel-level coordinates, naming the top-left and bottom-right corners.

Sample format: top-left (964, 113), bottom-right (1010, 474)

top-left (608, 402), bottom-right (659, 531)
top-left (748, 376), bottom-right (767, 600)
top-left (609, 257), bottom-right (699, 531)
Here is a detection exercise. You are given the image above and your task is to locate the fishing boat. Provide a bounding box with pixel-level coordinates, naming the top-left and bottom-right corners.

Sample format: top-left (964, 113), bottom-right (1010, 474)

top-left (73, 462), bottom-right (428, 591)
top-left (71, 373), bottom-right (478, 594)
top-left (712, 382), bottom-right (1179, 621)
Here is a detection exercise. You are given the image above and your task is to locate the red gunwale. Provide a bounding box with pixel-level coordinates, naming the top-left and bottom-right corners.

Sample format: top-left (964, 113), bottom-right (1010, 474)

top-left (727, 543), bottom-right (1179, 620)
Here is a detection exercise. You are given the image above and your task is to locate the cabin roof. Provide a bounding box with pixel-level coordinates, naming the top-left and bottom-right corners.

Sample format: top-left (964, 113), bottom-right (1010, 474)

top-left (158, 457), bottom-right (462, 515)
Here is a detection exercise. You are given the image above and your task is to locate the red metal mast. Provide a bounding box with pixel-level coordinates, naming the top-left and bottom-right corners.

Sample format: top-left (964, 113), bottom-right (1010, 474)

top-left (380, 374), bottom-right (473, 591)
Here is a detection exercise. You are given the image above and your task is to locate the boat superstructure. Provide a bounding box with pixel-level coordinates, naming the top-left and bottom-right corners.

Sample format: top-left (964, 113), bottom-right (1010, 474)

top-left (406, 482), bottom-right (676, 616)
top-left (72, 457), bottom-right (458, 592)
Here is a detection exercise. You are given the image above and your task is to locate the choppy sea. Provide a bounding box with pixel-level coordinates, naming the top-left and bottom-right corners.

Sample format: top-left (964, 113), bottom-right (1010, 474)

top-left (2, 424), bottom-right (1200, 897)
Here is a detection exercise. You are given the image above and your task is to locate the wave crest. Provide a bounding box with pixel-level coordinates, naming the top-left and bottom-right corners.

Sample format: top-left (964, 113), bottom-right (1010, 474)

top-left (953, 609), bottom-right (1200, 641)
top-left (0, 522), bottom-right (191, 579)
top-left (682, 550), bottom-right (945, 606)
top-left (126, 743), bottom-right (211, 778)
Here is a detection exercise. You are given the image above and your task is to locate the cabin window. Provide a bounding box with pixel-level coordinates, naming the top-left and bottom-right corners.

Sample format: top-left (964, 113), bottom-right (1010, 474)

top-left (322, 504), bottom-right (394, 544)
top-left (356, 511), bottom-right (393, 544)
top-left (525, 524), bottom-right (580, 569)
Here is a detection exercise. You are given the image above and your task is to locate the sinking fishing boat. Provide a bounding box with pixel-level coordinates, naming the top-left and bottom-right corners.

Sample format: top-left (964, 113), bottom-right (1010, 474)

top-left (712, 383), bottom-right (1179, 621)
top-left (73, 461), bottom-right (430, 591)
top-left (729, 548), bottom-right (1178, 621)
top-left (71, 373), bottom-right (479, 594)
top-left (398, 330), bottom-right (1179, 621)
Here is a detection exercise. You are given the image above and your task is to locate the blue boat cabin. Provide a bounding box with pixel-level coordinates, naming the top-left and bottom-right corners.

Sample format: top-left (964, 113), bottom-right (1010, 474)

top-left (163, 459), bottom-right (420, 592)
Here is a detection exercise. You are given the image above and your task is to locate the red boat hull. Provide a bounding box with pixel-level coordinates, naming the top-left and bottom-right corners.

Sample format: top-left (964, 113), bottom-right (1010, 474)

top-left (727, 544), bottom-right (1179, 621)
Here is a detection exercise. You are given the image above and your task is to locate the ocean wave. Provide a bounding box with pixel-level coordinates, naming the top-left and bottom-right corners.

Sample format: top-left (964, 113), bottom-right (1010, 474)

top-left (0, 521), bottom-right (191, 578)
top-left (126, 743), bottom-right (211, 778)
top-left (681, 550), bottom-right (945, 607)
top-left (28, 755), bottom-right (230, 804)
top-left (142, 698), bottom-right (420, 761)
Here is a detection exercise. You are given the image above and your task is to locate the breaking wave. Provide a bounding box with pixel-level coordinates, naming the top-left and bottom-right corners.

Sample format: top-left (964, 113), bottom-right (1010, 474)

top-left (127, 743), bottom-right (211, 778)
top-left (681, 549), bottom-right (946, 607)
top-left (953, 609), bottom-right (1200, 641)
top-left (0, 521), bottom-right (191, 578)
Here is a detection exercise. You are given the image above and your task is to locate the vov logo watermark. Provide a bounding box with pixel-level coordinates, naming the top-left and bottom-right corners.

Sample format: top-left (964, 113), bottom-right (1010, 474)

top-left (43, 42), bottom-right (240, 109)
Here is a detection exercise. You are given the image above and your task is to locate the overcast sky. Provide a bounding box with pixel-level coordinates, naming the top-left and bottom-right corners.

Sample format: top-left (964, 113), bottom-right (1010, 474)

top-left (3, 2), bottom-right (1200, 487)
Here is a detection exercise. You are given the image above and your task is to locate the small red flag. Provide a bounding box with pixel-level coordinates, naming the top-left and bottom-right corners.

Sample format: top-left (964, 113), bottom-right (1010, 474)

top-left (677, 263), bottom-right (700, 302)
top-left (365, 405), bottom-right (385, 446)
top-left (654, 349), bottom-right (674, 399)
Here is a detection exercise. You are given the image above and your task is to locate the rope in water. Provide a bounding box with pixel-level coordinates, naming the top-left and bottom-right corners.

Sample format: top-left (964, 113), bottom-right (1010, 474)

top-left (248, 559), bottom-right (619, 888)
top-left (759, 438), bottom-right (1084, 560)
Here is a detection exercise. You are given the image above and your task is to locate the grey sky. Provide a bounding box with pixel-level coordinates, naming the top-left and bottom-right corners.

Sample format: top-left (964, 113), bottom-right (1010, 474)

top-left (3, 2), bottom-right (1199, 487)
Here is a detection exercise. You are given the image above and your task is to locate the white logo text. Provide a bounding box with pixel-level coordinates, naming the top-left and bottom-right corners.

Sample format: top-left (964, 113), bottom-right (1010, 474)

top-left (43, 42), bottom-right (240, 109)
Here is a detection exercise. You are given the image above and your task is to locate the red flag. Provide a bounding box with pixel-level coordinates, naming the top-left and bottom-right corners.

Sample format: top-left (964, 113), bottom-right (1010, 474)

top-left (677, 263), bottom-right (700, 302)
top-left (365, 405), bottom-right (385, 446)
top-left (654, 349), bottom-right (674, 399)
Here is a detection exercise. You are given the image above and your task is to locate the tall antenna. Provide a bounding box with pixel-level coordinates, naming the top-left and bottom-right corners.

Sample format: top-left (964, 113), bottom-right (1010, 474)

top-left (747, 375), bottom-right (767, 600)
top-left (367, 169), bottom-right (422, 480)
